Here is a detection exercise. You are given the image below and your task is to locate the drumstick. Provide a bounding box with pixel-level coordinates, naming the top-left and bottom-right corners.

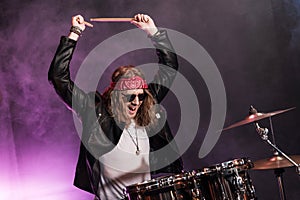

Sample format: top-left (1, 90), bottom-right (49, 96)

top-left (83, 21), bottom-right (94, 27)
top-left (90, 18), bottom-right (134, 22)
top-left (75, 17), bottom-right (94, 27)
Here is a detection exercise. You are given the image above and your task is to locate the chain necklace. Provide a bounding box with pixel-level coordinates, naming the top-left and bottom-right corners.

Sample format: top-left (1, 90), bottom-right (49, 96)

top-left (126, 126), bottom-right (140, 155)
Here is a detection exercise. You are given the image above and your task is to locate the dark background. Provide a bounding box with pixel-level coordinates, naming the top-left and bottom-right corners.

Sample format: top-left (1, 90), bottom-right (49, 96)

top-left (0, 0), bottom-right (299, 199)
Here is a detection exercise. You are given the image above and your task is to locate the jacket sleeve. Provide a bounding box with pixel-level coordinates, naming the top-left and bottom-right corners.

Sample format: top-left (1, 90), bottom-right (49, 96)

top-left (148, 30), bottom-right (179, 103)
top-left (48, 36), bottom-right (92, 117)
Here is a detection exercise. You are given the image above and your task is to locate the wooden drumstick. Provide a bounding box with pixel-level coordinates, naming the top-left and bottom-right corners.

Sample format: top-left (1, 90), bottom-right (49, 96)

top-left (90, 18), bottom-right (149, 23)
top-left (83, 21), bottom-right (94, 27)
top-left (90, 18), bottom-right (134, 22)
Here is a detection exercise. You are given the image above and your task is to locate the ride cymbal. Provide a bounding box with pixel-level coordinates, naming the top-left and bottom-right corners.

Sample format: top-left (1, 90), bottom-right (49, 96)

top-left (252, 155), bottom-right (300, 170)
top-left (222, 107), bottom-right (296, 131)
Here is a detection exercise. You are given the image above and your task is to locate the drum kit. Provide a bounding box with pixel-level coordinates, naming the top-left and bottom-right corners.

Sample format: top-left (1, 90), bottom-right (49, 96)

top-left (123, 106), bottom-right (300, 200)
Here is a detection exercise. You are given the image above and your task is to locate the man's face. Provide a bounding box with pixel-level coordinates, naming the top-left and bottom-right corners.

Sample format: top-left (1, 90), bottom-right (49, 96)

top-left (121, 89), bottom-right (145, 119)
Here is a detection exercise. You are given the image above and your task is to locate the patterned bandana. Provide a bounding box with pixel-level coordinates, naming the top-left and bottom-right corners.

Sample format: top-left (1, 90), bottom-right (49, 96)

top-left (110, 76), bottom-right (148, 91)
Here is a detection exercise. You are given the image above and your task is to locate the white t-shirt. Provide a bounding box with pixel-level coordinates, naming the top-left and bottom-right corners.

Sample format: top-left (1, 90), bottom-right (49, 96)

top-left (97, 121), bottom-right (151, 199)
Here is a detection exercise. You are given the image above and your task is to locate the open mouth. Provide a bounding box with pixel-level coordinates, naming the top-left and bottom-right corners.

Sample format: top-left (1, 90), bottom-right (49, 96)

top-left (128, 105), bottom-right (138, 114)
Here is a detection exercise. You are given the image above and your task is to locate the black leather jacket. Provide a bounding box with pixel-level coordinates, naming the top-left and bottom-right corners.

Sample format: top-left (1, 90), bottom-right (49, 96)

top-left (48, 30), bottom-right (183, 195)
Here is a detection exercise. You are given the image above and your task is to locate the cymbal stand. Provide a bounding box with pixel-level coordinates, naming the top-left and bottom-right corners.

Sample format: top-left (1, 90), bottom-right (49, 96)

top-left (268, 117), bottom-right (277, 153)
top-left (268, 117), bottom-right (292, 199)
top-left (256, 120), bottom-right (300, 173)
top-left (255, 122), bottom-right (300, 200)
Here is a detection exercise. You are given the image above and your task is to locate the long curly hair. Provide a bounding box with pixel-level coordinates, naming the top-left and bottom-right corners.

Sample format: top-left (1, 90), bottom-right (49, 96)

top-left (103, 65), bottom-right (156, 126)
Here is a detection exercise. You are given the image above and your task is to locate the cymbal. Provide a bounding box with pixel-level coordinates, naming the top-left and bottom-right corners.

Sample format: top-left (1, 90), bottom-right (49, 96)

top-left (252, 155), bottom-right (300, 170)
top-left (222, 107), bottom-right (296, 131)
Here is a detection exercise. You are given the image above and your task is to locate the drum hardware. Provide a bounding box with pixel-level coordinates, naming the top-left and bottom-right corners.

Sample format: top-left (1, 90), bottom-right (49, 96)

top-left (245, 106), bottom-right (300, 200)
top-left (124, 158), bottom-right (256, 200)
top-left (253, 128), bottom-right (300, 200)
top-left (124, 105), bottom-right (298, 200)
top-left (194, 158), bottom-right (256, 200)
top-left (191, 176), bottom-right (204, 200)
top-left (221, 105), bottom-right (298, 200)
top-left (123, 173), bottom-right (196, 200)
top-left (232, 167), bottom-right (245, 199)
top-left (253, 127), bottom-right (300, 173)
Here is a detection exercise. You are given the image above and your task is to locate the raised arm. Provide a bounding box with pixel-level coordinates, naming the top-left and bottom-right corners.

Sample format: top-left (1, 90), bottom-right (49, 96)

top-left (131, 14), bottom-right (179, 103)
top-left (48, 15), bottom-right (94, 116)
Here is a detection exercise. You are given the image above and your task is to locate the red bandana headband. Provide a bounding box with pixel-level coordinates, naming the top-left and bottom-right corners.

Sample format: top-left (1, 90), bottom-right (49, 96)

top-left (110, 76), bottom-right (148, 91)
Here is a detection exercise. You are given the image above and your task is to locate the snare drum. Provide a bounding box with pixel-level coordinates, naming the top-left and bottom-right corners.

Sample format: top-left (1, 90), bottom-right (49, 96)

top-left (124, 173), bottom-right (196, 200)
top-left (192, 158), bottom-right (256, 200)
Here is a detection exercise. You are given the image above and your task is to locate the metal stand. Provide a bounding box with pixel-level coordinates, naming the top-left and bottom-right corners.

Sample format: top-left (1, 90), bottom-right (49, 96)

top-left (255, 122), bottom-right (300, 200)
top-left (274, 168), bottom-right (287, 200)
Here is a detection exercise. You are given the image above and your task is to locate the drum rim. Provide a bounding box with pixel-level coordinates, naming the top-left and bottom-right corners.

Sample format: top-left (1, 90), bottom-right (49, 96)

top-left (124, 173), bottom-right (191, 194)
top-left (190, 157), bottom-right (254, 178)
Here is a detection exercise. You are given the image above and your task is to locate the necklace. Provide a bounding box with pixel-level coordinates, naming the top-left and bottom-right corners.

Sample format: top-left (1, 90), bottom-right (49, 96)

top-left (126, 126), bottom-right (140, 155)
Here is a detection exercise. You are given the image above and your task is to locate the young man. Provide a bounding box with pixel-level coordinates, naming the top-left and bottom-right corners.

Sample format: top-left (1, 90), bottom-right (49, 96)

top-left (48, 14), bottom-right (183, 199)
